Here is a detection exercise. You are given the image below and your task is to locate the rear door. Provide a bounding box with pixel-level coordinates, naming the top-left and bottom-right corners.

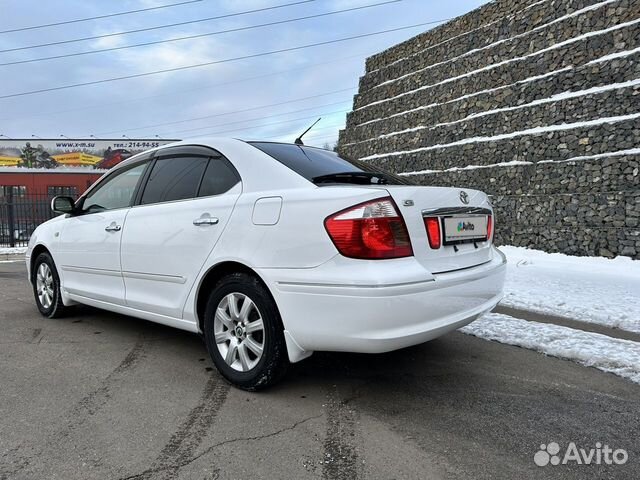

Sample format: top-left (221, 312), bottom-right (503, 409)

top-left (120, 146), bottom-right (241, 318)
top-left (56, 158), bottom-right (151, 304)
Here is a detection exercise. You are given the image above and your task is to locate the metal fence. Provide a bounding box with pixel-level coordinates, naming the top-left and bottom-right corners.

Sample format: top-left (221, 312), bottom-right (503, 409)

top-left (0, 192), bottom-right (60, 247)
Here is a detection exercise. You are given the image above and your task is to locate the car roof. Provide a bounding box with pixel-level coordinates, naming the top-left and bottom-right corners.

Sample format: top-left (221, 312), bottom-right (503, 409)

top-left (103, 137), bottom-right (314, 193)
top-left (244, 140), bottom-right (335, 152)
top-left (115, 137), bottom-right (336, 171)
top-left (114, 137), bottom-right (234, 166)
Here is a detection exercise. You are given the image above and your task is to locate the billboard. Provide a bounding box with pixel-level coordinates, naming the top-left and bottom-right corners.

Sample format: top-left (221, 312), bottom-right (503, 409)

top-left (0, 138), bottom-right (180, 170)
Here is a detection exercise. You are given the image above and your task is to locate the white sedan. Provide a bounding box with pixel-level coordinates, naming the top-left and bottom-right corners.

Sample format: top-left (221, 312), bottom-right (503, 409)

top-left (27, 138), bottom-right (505, 390)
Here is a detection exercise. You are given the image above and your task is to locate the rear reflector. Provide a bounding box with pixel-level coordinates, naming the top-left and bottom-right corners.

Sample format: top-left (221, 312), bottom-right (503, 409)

top-left (424, 217), bottom-right (441, 249)
top-left (324, 197), bottom-right (413, 259)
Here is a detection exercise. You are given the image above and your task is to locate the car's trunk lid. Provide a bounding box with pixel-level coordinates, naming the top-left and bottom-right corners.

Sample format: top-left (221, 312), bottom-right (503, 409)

top-left (384, 185), bottom-right (495, 274)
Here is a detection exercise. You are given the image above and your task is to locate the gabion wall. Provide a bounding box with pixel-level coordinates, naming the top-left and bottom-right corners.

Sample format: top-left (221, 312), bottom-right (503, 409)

top-left (338, 0), bottom-right (639, 258)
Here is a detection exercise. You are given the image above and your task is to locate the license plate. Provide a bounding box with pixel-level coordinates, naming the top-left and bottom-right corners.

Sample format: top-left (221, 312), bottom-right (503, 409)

top-left (442, 216), bottom-right (488, 244)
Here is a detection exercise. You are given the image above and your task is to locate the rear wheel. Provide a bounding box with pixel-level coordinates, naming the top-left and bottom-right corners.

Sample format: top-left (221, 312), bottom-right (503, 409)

top-left (203, 273), bottom-right (288, 390)
top-left (32, 252), bottom-right (68, 318)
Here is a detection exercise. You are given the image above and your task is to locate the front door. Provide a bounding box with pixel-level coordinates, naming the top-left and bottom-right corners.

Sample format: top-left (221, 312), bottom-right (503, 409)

top-left (56, 159), bottom-right (150, 304)
top-left (120, 147), bottom-right (241, 318)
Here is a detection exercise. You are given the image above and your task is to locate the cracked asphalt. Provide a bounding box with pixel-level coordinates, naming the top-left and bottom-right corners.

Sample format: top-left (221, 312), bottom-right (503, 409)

top-left (1, 261), bottom-right (639, 479)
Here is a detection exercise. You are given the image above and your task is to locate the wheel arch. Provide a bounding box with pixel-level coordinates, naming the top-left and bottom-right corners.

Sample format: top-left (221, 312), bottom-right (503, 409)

top-left (30, 244), bottom-right (51, 283)
top-left (195, 260), bottom-right (274, 334)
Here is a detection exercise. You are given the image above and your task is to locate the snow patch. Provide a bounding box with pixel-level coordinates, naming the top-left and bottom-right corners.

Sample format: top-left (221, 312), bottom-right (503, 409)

top-left (537, 147), bottom-right (640, 164)
top-left (524, 0), bottom-right (548, 9)
top-left (499, 246), bottom-right (640, 334)
top-left (399, 147), bottom-right (640, 175)
top-left (354, 18), bottom-right (640, 113)
top-left (351, 68), bottom-right (571, 130)
top-left (368, 17), bottom-right (505, 74)
top-left (587, 46), bottom-right (640, 64)
top-left (461, 314), bottom-right (640, 384)
top-left (359, 113), bottom-right (640, 160)
top-left (365, 78), bottom-right (640, 143)
top-left (0, 247), bottom-right (27, 255)
top-left (400, 160), bottom-right (533, 176)
top-left (373, 0), bottom-right (617, 90)
top-left (370, 0), bottom-right (550, 74)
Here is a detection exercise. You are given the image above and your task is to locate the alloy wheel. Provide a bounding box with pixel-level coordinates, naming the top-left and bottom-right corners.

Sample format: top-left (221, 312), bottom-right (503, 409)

top-left (214, 292), bottom-right (265, 372)
top-left (36, 262), bottom-right (54, 309)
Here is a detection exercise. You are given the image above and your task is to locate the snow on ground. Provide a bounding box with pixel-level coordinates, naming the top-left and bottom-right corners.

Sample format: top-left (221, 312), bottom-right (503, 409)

top-left (461, 313), bottom-right (640, 384)
top-left (499, 246), bottom-right (640, 334)
top-left (0, 247), bottom-right (27, 255)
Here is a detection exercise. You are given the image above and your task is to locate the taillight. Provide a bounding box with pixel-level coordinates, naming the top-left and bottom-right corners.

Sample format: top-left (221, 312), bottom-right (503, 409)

top-left (324, 197), bottom-right (413, 259)
top-left (424, 217), bottom-right (441, 249)
top-left (487, 214), bottom-right (493, 242)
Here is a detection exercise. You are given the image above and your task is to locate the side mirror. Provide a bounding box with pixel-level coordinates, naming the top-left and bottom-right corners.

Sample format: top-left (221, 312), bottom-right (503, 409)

top-left (51, 196), bottom-right (75, 214)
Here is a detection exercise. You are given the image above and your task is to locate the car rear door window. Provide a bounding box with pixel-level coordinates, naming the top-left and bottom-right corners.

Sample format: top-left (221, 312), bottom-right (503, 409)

top-left (198, 158), bottom-right (240, 197)
top-left (140, 156), bottom-right (208, 205)
top-left (248, 142), bottom-right (413, 185)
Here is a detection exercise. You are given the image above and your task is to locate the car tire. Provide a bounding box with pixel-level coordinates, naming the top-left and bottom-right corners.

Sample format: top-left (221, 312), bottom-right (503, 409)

top-left (32, 252), bottom-right (68, 318)
top-left (203, 272), bottom-right (288, 391)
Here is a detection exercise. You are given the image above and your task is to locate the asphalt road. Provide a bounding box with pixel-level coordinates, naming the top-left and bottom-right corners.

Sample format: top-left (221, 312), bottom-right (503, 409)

top-left (1, 261), bottom-right (638, 479)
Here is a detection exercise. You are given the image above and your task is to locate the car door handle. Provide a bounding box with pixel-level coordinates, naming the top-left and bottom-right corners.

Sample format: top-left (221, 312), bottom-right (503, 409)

top-left (105, 223), bottom-right (122, 232)
top-left (193, 216), bottom-right (219, 226)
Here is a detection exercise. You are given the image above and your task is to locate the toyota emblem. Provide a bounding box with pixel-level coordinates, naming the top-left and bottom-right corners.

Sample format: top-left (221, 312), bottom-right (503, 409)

top-left (459, 191), bottom-right (469, 204)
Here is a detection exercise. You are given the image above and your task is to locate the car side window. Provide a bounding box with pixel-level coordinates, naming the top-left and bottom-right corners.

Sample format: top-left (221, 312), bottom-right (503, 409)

top-left (198, 158), bottom-right (240, 197)
top-left (140, 156), bottom-right (208, 205)
top-left (82, 161), bottom-right (149, 213)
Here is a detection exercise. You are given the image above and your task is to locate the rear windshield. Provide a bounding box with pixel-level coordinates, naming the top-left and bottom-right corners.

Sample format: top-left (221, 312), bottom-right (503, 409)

top-left (248, 142), bottom-right (414, 186)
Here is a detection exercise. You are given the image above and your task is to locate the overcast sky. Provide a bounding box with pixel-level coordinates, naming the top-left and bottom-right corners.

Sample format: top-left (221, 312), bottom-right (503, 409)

top-left (0, 0), bottom-right (487, 147)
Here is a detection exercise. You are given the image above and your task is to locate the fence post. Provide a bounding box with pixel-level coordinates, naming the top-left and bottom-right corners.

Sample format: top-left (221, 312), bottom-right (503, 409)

top-left (7, 188), bottom-right (15, 248)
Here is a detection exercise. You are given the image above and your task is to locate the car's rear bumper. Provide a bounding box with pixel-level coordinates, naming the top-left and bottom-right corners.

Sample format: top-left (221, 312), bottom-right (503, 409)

top-left (258, 247), bottom-right (506, 362)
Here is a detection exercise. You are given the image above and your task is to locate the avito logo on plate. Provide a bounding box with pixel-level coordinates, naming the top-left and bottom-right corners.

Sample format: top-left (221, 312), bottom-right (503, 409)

top-left (457, 221), bottom-right (475, 232)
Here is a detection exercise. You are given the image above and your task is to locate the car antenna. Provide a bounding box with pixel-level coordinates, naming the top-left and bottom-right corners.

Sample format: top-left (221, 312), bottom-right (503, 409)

top-left (294, 118), bottom-right (321, 145)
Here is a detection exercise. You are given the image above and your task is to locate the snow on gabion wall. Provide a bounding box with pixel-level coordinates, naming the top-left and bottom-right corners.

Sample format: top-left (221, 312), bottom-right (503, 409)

top-left (338, 0), bottom-right (640, 259)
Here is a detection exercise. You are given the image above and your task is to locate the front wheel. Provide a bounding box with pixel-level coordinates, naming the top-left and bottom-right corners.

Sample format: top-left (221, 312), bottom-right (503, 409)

top-left (203, 273), bottom-right (288, 390)
top-left (32, 252), bottom-right (68, 318)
